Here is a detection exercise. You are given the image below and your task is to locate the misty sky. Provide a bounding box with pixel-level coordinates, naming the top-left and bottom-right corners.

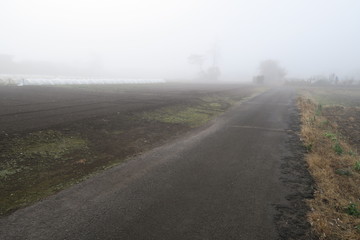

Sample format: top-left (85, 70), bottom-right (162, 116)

top-left (1, 0), bottom-right (360, 79)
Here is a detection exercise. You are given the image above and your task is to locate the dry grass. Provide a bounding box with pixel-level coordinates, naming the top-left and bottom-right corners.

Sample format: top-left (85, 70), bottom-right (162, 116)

top-left (298, 97), bottom-right (360, 239)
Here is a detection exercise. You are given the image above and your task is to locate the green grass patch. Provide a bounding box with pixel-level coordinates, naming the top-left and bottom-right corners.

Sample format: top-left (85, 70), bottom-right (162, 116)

top-left (141, 97), bottom-right (234, 128)
top-left (324, 132), bottom-right (337, 141)
top-left (142, 106), bottom-right (219, 127)
top-left (335, 168), bottom-right (352, 176)
top-left (12, 130), bottom-right (87, 158)
top-left (304, 143), bottom-right (313, 152)
top-left (333, 143), bottom-right (344, 155)
top-left (316, 104), bottom-right (323, 115)
top-left (1, 130), bottom-right (87, 179)
top-left (345, 203), bottom-right (360, 217)
top-left (354, 161), bottom-right (360, 171)
top-left (0, 130), bottom-right (88, 215)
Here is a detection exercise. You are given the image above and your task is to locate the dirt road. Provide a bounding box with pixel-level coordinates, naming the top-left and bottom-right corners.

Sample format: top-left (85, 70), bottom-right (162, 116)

top-left (0, 87), bottom-right (314, 239)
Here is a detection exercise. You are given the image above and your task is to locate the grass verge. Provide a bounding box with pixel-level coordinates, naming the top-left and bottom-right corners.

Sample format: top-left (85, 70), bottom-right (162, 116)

top-left (298, 97), bottom-right (360, 239)
top-left (139, 96), bottom-right (233, 128)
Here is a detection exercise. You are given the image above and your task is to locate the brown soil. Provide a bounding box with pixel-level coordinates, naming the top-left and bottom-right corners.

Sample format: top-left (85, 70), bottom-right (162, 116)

top-left (322, 106), bottom-right (360, 152)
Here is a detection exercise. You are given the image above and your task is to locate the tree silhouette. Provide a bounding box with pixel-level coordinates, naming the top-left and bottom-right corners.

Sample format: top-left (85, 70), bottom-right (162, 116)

top-left (188, 54), bottom-right (206, 73)
top-left (259, 60), bottom-right (286, 84)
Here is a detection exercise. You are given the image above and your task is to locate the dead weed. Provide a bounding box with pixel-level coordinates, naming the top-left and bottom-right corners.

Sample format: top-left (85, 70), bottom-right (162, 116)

top-left (298, 97), bottom-right (360, 239)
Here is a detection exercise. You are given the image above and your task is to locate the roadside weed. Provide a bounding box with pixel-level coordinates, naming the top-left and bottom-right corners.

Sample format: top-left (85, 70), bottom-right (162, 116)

top-left (348, 150), bottom-right (357, 156)
top-left (345, 203), bottom-right (360, 217)
top-left (354, 161), bottom-right (360, 171)
top-left (324, 132), bottom-right (337, 141)
top-left (335, 168), bottom-right (352, 176)
top-left (316, 104), bottom-right (323, 116)
top-left (333, 143), bottom-right (344, 155)
top-left (304, 143), bottom-right (313, 152)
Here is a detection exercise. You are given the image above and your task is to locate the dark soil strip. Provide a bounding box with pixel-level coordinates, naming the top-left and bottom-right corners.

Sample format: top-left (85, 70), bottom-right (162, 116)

top-left (275, 100), bottom-right (317, 239)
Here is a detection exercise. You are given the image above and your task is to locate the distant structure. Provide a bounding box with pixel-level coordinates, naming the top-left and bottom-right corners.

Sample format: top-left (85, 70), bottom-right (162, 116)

top-left (206, 45), bottom-right (221, 81)
top-left (255, 60), bottom-right (286, 85)
top-left (253, 75), bottom-right (264, 84)
top-left (0, 75), bottom-right (166, 86)
top-left (329, 73), bottom-right (339, 85)
top-left (206, 66), bottom-right (221, 81)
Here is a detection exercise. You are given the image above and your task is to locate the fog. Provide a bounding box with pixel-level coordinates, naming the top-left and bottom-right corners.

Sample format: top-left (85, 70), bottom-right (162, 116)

top-left (1, 0), bottom-right (360, 81)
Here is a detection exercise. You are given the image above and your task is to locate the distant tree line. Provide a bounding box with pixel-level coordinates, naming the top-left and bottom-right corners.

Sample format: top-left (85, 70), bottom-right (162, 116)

top-left (284, 74), bottom-right (360, 87)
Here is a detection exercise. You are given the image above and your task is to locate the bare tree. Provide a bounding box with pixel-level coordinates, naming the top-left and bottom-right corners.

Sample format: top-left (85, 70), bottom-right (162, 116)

top-left (188, 54), bottom-right (206, 73)
top-left (188, 47), bottom-right (221, 81)
top-left (206, 66), bottom-right (221, 81)
top-left (206, 45), bottom-right (221, 81)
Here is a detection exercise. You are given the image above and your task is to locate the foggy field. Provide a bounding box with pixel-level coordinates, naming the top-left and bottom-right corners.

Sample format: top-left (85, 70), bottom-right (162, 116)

top-left (2, 0), bottom-right (360, 239)
top-left (0, 83), bottom-right (259, 215)
top-left (0, 83), bottom-right (258, 133)
top-left (300, 86), bottom-right (360, 107)
top-left (300, 86), bottom-right (360, 149)
top-left (298, 87), bottom-right (360, 239)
